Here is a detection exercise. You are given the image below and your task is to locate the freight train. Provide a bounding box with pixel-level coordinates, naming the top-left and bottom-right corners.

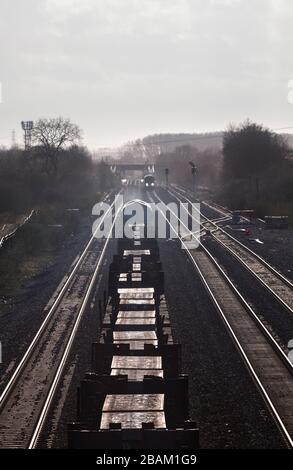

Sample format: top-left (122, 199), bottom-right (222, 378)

top-left (68, 220), bottom-right (198, 449)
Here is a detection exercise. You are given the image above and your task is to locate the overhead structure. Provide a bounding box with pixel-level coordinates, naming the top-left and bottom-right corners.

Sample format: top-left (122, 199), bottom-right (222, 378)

top-left (110, 163), bottom-right (155, 174)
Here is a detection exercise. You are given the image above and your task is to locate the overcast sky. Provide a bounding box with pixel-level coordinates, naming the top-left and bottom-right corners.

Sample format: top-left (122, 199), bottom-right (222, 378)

top-left (0, 0), bottom-right (292, 149)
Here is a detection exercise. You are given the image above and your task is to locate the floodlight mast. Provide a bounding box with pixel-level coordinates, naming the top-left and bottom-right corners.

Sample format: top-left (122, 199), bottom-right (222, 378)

top-left (21, 120), bottom-right (34, 150)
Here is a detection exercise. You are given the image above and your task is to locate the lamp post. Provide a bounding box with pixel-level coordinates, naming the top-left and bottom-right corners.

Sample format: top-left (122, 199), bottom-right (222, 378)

top-left (21, 121), bottom-right (34, 151)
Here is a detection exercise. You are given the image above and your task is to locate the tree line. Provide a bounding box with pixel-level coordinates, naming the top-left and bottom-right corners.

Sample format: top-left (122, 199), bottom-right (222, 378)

top-left (221, 120), bottom-right (292, 216)
top-left (155, 120), bottom-right (293, 220)
top-left (0, 117), bottom-right (115, 214)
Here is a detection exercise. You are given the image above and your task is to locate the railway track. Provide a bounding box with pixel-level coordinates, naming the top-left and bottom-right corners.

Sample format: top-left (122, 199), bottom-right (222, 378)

top-left (1, 185), bottom-right (292, 449)
top-left (171, 184), bottom-right (231, 218)
top-left (168, 185), bottom-right (293, 314)
top-left (151, 190), bottom-right (293, 448)
top-left (0, 193), bottom-right (122, 449)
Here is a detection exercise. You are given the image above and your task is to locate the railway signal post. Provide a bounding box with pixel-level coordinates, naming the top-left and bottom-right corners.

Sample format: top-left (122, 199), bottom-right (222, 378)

top-left (189, 162), bottom-right (197, 198)
top-left (165, 168), bottom-right (169, 189)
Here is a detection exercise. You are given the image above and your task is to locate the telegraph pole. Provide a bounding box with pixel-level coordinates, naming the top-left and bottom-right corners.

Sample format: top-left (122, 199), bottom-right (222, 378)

top-left (11, 130), bottom-right (17, 148)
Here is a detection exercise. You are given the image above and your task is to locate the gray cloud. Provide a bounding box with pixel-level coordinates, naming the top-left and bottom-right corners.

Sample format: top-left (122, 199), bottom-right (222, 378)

top-left (0, 0), bottom-right (292, 148)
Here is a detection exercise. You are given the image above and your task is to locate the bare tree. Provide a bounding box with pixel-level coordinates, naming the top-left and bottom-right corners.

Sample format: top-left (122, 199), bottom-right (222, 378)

top-left (32, 117), bottom-right (82, 175)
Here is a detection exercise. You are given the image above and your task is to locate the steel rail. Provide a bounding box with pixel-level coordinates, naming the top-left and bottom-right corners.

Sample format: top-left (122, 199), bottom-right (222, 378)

top-left (0, 192), bottom-right (118, 413)
top-left (150, 190), bottom-right (293, 448)
top-left (28, 199), bottom-right (124, 448)
top-left (168, 186), bottom-right (293, 315)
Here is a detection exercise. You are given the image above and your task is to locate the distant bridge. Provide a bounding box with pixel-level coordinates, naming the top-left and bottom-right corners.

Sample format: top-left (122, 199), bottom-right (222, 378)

top-left (109, 163), bottom-right (155, 174)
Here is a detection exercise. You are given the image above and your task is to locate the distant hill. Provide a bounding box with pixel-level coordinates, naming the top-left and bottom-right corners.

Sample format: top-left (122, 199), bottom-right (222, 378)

top-left (141, 131), bottom-right (293, 155)
top-left (142, 132), bottom-right (223, 154)
top-left (93, 131), bottom-right (293, 161)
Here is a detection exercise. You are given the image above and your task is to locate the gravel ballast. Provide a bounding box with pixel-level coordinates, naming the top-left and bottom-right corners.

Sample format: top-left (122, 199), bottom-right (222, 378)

top-left (158, 238), bottom-right (286, 449)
